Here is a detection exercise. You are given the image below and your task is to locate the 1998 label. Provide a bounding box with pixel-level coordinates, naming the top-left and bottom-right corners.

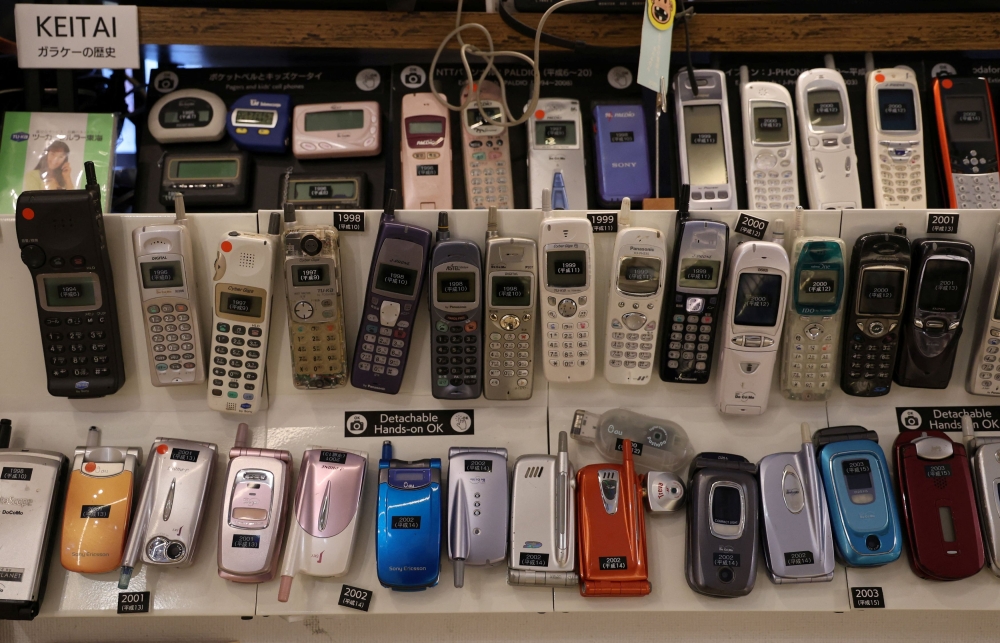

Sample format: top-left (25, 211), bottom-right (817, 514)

top-left (335, 211), bottom-right (365, 232)
top-left (0, 467), bottom-right (32, 481)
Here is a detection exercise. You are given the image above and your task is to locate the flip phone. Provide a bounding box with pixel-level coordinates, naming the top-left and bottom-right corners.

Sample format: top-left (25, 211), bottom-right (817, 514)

top-left (674, 69), bottom-right (737, 210)
top-left (16, 161), bottom-right (125, 398)
top-left (933, 76), bottom-right (1000, 209)
top-left (962, 416), bottom-right (1000, 576)
top-left (967, 223), bottom-right (1000, 396)
top-left (571, 408), bottom-right (692, 473)
top-left (867, 68), bottom-right (926, 208)
top-left (741, 79), bottom-right (799, 211)
top-left (527, 99), bottom-right (586, 209)
top-left (60, 427), bottom-right (141, 574)
top-left (461, 81), bottom-right (513, 209)
top-left (401, 92), bottom-right (452, 210)
top-left (376, 441), bottom-right (442, 590)
top-left (278, 447), bottom-right (368, 602)
top-left (592, 103), bottom-right (652, 206)
top-left (448, 447), bottom-right (509, 587)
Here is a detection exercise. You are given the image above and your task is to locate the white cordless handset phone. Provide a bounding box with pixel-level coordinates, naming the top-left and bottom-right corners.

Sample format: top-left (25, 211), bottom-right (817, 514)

top-left (604, 198), bottom-right (667, 385)
top-left (740, 73), bottom-right (799, 211)
top-left (674, 68), bottom-right (737, 210)
top-left (867, 67), bottom-right (926, 208)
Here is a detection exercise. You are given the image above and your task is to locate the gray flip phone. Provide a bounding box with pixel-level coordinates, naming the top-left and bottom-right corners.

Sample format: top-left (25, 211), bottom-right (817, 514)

top-left (448, 447), bottom-right (509, 587)
top-left (962, 416), bottom-right (1000, 576)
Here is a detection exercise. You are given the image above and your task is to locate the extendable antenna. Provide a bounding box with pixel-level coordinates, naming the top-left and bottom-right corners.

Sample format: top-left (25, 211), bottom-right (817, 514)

top-left (486, 206), bottom-right (499, 241)
top-left (86, 426), bottom-right (101, 448)
top-left (172, 193), bottom-right (188, 224)
top-left (541, 188), bottom-right (552, 218)
top-left (677, 184), bottom-right (691, 222)
top-left (655, 75), bottom-right (666, 199)
top-left (84, 161), bottom-right (98, 190)
top-left (383, 189), bottom-right (398, 223)
top-left (0, 419), bottom-right (11, 449)
top-left (283, 202), bottom-right (297, 225)
top-left (267, 211), bottom-right (281, 236)
top-left (618, 197), bottom-right (632, 230)
top-left (437, 211), bottom-right (451, 243)
top-left (771, 218), bottom-right (786, 244)
top-left (556, 431), bottom-right (570, 566)
top-left (120, 445), bottom-right (160, 589)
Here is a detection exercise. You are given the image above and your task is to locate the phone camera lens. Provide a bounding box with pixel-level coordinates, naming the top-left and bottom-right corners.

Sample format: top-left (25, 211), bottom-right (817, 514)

top-left (652, 431), bottom-right (664, 442)
top-left (166, 542), bottom-right (186, 560)
top-left (301, 235), bottom-right (322, 256)
top-left (718, 567), bottom-right (734, 583)
top-left (865, 535), bottom-right (881, 551)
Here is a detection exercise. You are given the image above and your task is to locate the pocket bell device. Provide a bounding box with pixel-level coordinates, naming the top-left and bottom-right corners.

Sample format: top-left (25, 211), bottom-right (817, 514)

top-left (376, 441), bottom-right (442, 591)
top-left (933, 76), bottom-right (1000, 209)
top-left (118, 437), bottom-right (218, 589)
top-left (0, 419), bottom-right (68, 620)
top-left (160, 152), bottom-right (252, 208)
top-left (207, 213), bottom-right (281, 414)
top-left (894, 238), bottom-right (974, 389)
top-left (218, 423), bottom-right (292, 583)
top-left (508, 432), bottom-right (577, 587)
top-left (604, 199), bottom-right (666, 385)
top-left (967, 223), bottom-right (1000, 396)
top-left (227, 93), bottom-right (291, 154)
top-left (430, 212), bottom-right (483, 400)
top-left (840, 227), bottom-right (911, 397)
top-left (280, 171), bottom-right (368, 210)
top-left (282, 205), bottom-right (348, 390)
top-left (894, 428), bottom-right (984, 580)
top-left (758, 424), bottom-right (835, 584)
top-left (60, 427), bottom-right (140, 574)
top-left (867, 68), bottom-right (926, 208)
top-left (16, 161), bottom-right (125, 398)
top-left (571, 408), bottom-right (692, 473)
top-left (527, 99), bottom-right (586, 210)
top-left (686, 453), bottom-right (759, 597)
top-left (401, 92), bottom-right (453, 210)
top-left (592, 103), bottom-right (652, 206)
top-left (962, 416), bottom-right (1000, 576)
top-left (351, 191), bottom-right (432, 395)
top-left (796, 68), bottom-right (862, 209)
top-left (278, 447), bottom-right (368, 602)
top-left (814, 426), bottom-right (901, 567)
top-left (292, 101), bottom-right (381, 159)
top-left (741, 79), bottom-right (799, 211)
top-left (461, 81), bottom-right (513, 209)
top-left (448, 447), bottom-right (509, 587)
top-left (674, 69), bottom-right (737, 210)
top-left (148, 88), bottom-right (227, 144)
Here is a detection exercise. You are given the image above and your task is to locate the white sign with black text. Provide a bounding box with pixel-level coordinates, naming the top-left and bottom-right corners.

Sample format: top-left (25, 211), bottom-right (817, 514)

top-left (14, 4), bottom-right (140, 70)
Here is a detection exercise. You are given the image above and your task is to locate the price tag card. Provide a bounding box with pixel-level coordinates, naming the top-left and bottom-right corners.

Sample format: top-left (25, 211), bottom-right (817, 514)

top-left (851, 586), bottom-right (885, 609)
top-left (334, 211), bottom-right (365, 232)
top-left (587, 212), bottom-right (618, 233)
top-left (926, 213), bottom-right (959, 234)
top-left (338, 584), bottom-right (372, 612)
top-left (735, 213), bottom-right (769, 240)
top-left (117, 591), bottom-right (150, 614)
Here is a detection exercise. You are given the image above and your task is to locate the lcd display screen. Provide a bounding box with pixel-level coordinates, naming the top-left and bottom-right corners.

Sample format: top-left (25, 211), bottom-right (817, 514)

top-left (945, 95), bottom-right (992, 143)
top-left (798, 269), bottom-right (839, 305)
top-left (712, 486), bottom-right (742, 526)
top-left (878, 88), bottom-right (918, 132)
top-left (219, 292), bottom-right (263, 318)
top-left (917, 259), bottom-right (969, 313)
top-left (733, 273), bottom-right (783, 327)
top-left (808, 89), bottom-right (845, 127)
top-left (43, 275), bottom-right (97, 308)
top-left (172, 159), bottom-right (239, 180)
top-left (678, 259), bottom-right (720, 290)
top-left (467, 106), bottom-right (503, 129)
top-left (536, 120), bottom-right (577, 146)
top-left (141, 260), bottom-right (184, 289)
top-left (374, 263), bottom-right (418, 297)
top-left (304, 109), bottom-right (365, 132)
top-left (617, 257), bottom-right (661, 295)
top-left (546, 250), bottom-right (587, 288)
top-left (407, 120), bottom-right (444, 135)
top-left (491, 275), bottom-right (532, 307)
top-left (292, 180), bottom-right (356, 200)
top-left (437, 271), bottom-right (476, 303)
top-left (842, 459), bottom-right (875, 505)
top-left (753, 104), bottom-right (790, 144)
top-left (683, 104), bottom-right (728, 185)
top-left (293, 264), bottom-right (330, 287)
top-left (858, 270), bottom-right (905, 315)
top-left (234, 109), bottom-right (275, 126)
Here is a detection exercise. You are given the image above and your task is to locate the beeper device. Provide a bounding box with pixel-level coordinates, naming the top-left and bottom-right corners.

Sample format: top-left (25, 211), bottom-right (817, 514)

top-left (461, 81), bottom-right (513, 209)
top-left (527, 98), bottom-right (586, 209)
top-left (448, 447), bottom-right (509, 587)
top-left (740, 79), bottom-right (799, 210)
top-left (867, 68), bottom-right (926, 208)
top-left (933, 76), bottom-right (1000, 209)
top-left (592, 103), bottom-right (652, 206)
top-left (148, 88), bottom-right (227, 144)
top-left (571, 408), bottom-right (692, 473)
top-left (280, 171), bottom-right (368, 211)
top-left (160, 152), bottom-right (252, 208)
top-left (293, 101), bottom-right (381, 159)
top-left (674, 69), bottom-right (737, 210)
top-left (401, 92), bottom-right (453, 210)
top-left (227, 93), bottom-right (291, 154)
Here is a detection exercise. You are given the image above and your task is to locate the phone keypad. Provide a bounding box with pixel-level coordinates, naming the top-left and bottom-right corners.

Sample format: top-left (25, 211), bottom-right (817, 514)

top-left (145, 300), bottom-right (198, 381)
top-left (545, 295), bottom-right (589, 370)
top-left (357, 303), bottom-right (411, 378)
top-left (466, 137), bottom-right (512, 209)
top-left (751, 149), bottom-right (796, 210)
top-left (435, 318), bottom-right (480, 389)
top-left (490, 329), bottom-right (531, 388)
top-left (878, 150), bottom-right (924, 206)
top-left (845, 331), bottom-right (897, 394)
top-left (209, 322), bottom-right (263, 402)
top-left (787, 323), bottom-right (835, 393)
top-left (43, 311), bottom-right (113, 379)
top-left (953, 172), bottom-right (1000, 209)
top-left (607, 312), bottom-right (657, 371)
top-left (975, 332), bottom-right (1000, 393)
top-left (663, 294), bottom-right (718, 379)
top-left (290, 297), bottom-right (346, 388)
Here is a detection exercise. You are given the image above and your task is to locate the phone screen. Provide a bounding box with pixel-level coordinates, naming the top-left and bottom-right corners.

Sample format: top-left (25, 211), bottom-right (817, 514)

top-left (858, 269), bottom-right (905, 315)
top-left (842, 459), bottom-right (875, 505)
top-left (407, 120), bottom-right (444, 135)
top-left (808, 89), bottom-right (845, 128)
top-left (219, 292), bottom-right (263, 318)
top-left (711, 486), bottom-right (742, 526)
top-left (878, 88), bottom-right (917, 132)
top-left (678, 259), bottom-right (720, 290)
top-left (683, 104), bottom-right (728, 185)
top-left (536, 120), bottom-right (577, 146)
top-left (617, 257), bottom-right (661, 296)
top-left (43, 275), bottom-right (98, 308)
top-left (491, 275), bottom-right (532, 307)
top-left (917, 258), bottom-right (969, 313)
top-left (141, 260), bottom-right (184, 289)
top-left (753, 104), bottom-right (790, 144)
top-left (733, 273), bottom-right (783, 327)
top-left (234, 109), bottom-right (275, 126)
top-left (546, 250), bottom-right (587, 289)
top-left (374, 263), bottom-right (418, 297)
top-left (798, 269), bottom-right (839, 305)
top-left (292, 264), bottom-right (330, 287)
top-left (944, 95), bottom-right (992, 143)
top-left (467, 106), bottom-right (503, 129)
top-left (437, 271), bottom-right (477, 303)
top-left (292, 180), bottom-right (356, 201)
top-left (305, 109), bottom-right (365, 132)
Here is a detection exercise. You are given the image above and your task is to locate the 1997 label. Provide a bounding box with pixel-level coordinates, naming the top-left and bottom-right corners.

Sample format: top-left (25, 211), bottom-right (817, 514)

top-left (735, 213), bottom-right (768, 240)
top-left (519, 552), bottom-right (550, 567)
top-left (598, 556), bottom-right (628, 570)
top-left (334, 211), bottom-right (365, 232)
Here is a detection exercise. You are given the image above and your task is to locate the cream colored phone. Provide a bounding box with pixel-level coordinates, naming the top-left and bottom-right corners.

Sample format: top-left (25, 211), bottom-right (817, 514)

top-left (401, 92), bottom-right (452, 210)
top-left (867, 68), bottom-right (926, 208)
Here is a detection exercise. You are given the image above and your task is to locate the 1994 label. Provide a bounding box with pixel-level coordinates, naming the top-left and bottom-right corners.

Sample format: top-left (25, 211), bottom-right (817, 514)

top-left (334, 211), bottom-right (365, 232)
top-left (117, 591), bottom-right (150, 614)
top-left (851, 586), bottom-right (885, 609)
top-left (927, 213), bottom-right (958, 234)
top-left (587, 212), bottom-right (618, 233)
top-left (735, 213), bottom-right (768, 240)
top-left (599, 556), bottom-right (628, 570)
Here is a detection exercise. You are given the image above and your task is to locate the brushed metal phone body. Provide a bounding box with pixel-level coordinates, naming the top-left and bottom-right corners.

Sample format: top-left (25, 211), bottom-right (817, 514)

top-left (448, 447), bottom-right (509, 587)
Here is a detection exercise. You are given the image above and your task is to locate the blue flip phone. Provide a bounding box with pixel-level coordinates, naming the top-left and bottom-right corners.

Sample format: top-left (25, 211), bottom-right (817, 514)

top-left (227, 93), bottom-right (292, 154)
top-left (377, 440), bottom-right (442, 590)
top-left (591, 103), bottom-right (652, 207)
top-left (814, 426), bottom-right (902, 567)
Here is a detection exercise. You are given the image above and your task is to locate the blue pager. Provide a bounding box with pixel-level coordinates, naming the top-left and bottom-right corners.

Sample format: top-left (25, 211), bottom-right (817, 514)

top-left (592, 103), bottom-right (652, 207)
top-left (814, 426), bottom-right (902, 567)
top-left (377, 440), bottom-right (442, 590)
top-left (227, 93), bottom-right (291, 154)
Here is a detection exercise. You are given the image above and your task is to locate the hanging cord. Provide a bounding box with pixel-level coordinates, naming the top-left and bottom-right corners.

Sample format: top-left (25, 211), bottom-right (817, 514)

top-left (677, 0), bottom-right (697, 96)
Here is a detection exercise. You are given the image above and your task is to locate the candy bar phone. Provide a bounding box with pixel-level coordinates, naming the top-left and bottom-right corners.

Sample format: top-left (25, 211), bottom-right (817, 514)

top-left (508, 432), bottom-right (577, 587)
top-left (133, 195), bottom-right (205, 386)
top-left (893, 429), bottom-right (983, 580)
top-left (278, 447), bottom-right (368, 602)
top-left (933, 76), bottom-right (1000, 209)
top-left (527, 98), bottom-right (586, 209)
top-left (962, 417), bottom-right (1000, 576)
top-left (461, 81), bottom-right (513, 209)
top-left (401, 92), bottom-right (452, 210)
top-left (207, 213), bottom-right (281, 413)
top-left (148, 88), bottom-right (227, 144)
top-left (571, 408), bottom-right (692, 473)
top-left (685, 453), bottom-right (759, 597)
top-left (159, 152), bottom-right (252, 208)
top-left (867, 68), bottom-right (926, 208)
top-left (351, 191), bottom-right (432, 394)
top-left (16, 161), bottom-right (125, 398)
top-left (592, 103), bottom-right (652, 206)
top-left (758, 425), bottom-right (834, 583)
top-left (796, 68), bottom-right (862, 209)
top-left (715, 236), bottom-right (790, 415)
top-left (741, 79), bottom-right (799, 210)
top-left (218, 424), bottom-right (292, 583)
top-left (484, 207), bottom-right (537, 400)
top-left (894, 238), bottom-right (974, 389)
top-left (376, 441), bottom-right (442, 590)
top-left (840, 228), bottom-right (910, 397)
top-left (280, 171), bottom-right (368, 210)
top-left (448, 447), bottom-right (508, 587)
top-left (118, 437), bottom-right (218, 589)
top-left (282, 205), bottom-right (348, 389)
top-left (604, 198), bottom-right (666, 385)
top-left (227, 93), bottom-right (291, 154)
top-left (292, 101), bottom-right (381, 159)
top-left (967, 224), bottom-right (1000, 395)
top-left (814, 426), bottom-right (901, 566)
top-left (61, 427), bottom-right (140, 574)
top-left (0, 420), bottom-right (67, 620)
top-left (674, 69), bottom-right (736, 210)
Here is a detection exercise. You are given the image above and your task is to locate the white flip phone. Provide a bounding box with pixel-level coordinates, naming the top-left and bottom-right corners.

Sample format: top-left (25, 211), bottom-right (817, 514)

top-left (527, 99), bottom-right (586, 210)
top-left (740, 79), bottom-right (799, 210)
top-left (867, 67), bottom-right (926, 209)
top-left (675, 69), bottom-right (737, 210)
top-left (400, 92), bottom-right (453, 210)
top-left (461, 81), bottom-right (513, 209)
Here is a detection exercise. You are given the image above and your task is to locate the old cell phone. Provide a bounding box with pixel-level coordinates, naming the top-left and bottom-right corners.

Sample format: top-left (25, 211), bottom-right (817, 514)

top-left (280, 171), bottom-right (368, 210)
top-left (962, 416), bottom-right (1000, 576)
top-left (118, 437), bottom-right (218, 589)
top-left (227, 93), bottom-right (291, 154)
top-left (376, 441), bottom-right (442, 590)
top-left (401, 92), bottom-right (452, 210)
top-left (814, 426), bottom-right (901, 567)
top-left (894, 239), bottom-right (974, 389)
top-left (867, 68), bottom-right (926, 209)
top-left (527, 98), bottom-right (586, 210)
top-left (508, 432), bottom-right (577, 588)
top-left (293, 101), bottom-right (381, 159)
top-left (715, 234), bottom-right (790, 416)
top-left (894, 429), bottom-right (984, 580)
top-left (133, 195), bottom-right (205, 387)
top-left (218, 423), bottom-right (292, 583)
top-left (539, 197), bottom-right (595, 383)
top-left (277, 447), bottom-right (368, 602)
top-left (592, 103), bottom-right (652, 206)
top-left (60, 427), bottom-right (140, 574)
top-left (282, 205), bottom-right (349, 390)
top-left (604, 198), bottom-right (666, 385)
top-left (571, 408), bottom-right (692, 473)
top-left (967, 224), bottom-right (1000, 396)
top-left (160, 152), bottom-right (252, 208)
top-left (148, 88), bottom-right (227, 144)
top-left (461, 81), bottom-right (513, 209)
top-left (740, 79), bottom-right (799, 211)
top-left (933, 76), bottom-right (1000, 209)
top-left (685, 452), bottom-right (759, 597)
top-left (16, 161), bottom-right (125, 398)
top-left (758, 424), bottom-right (834, 584)
top-left (484, 207), bottom-right (537, 400)
top-left (207, 213), bottom-right (281, 413)
top-left (674, 69), bottom-right (736, 210)
top-left (351, 191), bottom-right (432, 394)
top-left (0, 419), bottom-right (68, 620)
top-left (779, 211), bottom-right (846, 401)
top-left (448, 447), bottom-right (508, 587)
top-left (430, 212), bottom-right (483, 400)
top-left (840, 227), bottom-right (911, 397)
top-left (796, 68), bottom-right (862, 209)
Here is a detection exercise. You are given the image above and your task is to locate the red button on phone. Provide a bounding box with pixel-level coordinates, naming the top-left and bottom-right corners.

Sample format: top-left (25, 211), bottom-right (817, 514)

top-left (157, 444), bottom-right (169, 455)
top-left (84, 462), bottom-right (96, 473)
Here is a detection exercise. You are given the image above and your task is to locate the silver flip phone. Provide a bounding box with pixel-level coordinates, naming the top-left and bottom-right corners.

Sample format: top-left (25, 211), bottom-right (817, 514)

top-left (448, 447), bottom-right (509, 587)
top-left (967, 222), bottom-right (1000, 396)
top-left (963, 416), bottom-right (1000, 576)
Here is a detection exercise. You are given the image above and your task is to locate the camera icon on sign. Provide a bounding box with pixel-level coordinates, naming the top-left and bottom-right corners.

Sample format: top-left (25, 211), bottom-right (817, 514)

top-left (900, 409), bottom-right (922, 429)
top-left (405, 73), bottom-right (422, 86)
top-left (346, 414), bottom-right (368, 435)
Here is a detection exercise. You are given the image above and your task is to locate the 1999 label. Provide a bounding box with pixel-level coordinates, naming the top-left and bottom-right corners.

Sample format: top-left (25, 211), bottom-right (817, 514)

top-left (587, 212), bottom-right (618, 233)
